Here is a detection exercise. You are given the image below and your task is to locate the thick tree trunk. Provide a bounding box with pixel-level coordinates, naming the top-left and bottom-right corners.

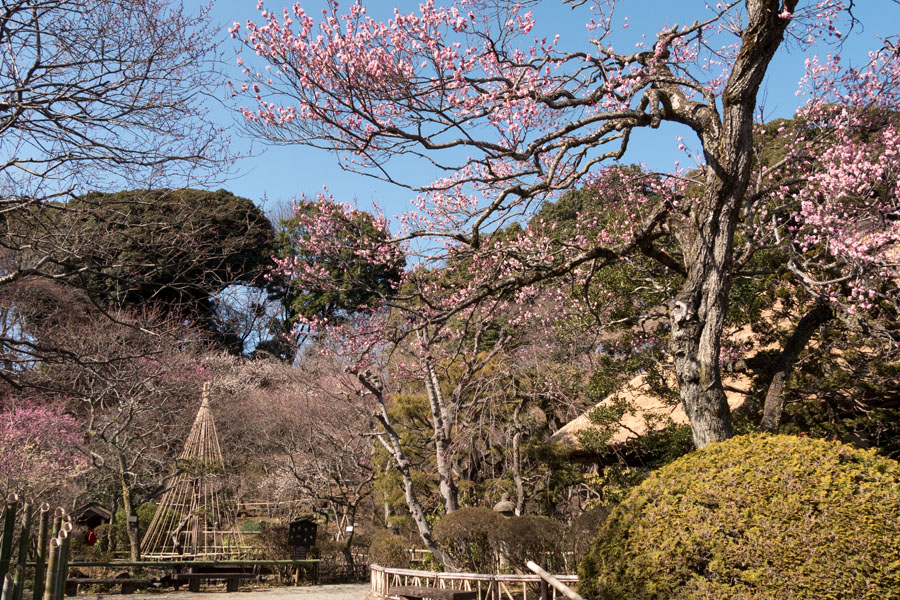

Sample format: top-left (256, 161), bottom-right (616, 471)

top-left (760, 302), bottom-right (833, 431)
top-left (422, 360), bottom-right (459, 514)
top-left (376, 425), bottom-right (458, 570)
top-left (667, 0), bottom-right (796, 448)
top-left (671, 248), bottom-right (736, 448)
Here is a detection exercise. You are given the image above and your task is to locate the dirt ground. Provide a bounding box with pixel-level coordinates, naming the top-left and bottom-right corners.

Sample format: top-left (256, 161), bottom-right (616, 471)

top-left (75, 583), bottom-right (371, 600)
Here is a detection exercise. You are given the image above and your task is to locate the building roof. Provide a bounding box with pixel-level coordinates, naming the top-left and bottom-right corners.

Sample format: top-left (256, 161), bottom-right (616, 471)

top-left (550, 316), bottom-right (775, 454)
top-left (549, 370), bottom-right (751, 452)
top-left (71, 502), bottom-right (112, 522)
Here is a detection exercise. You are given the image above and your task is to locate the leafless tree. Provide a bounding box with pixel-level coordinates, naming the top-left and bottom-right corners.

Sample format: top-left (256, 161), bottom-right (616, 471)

top-left (0, 0), bottom-right (231, 288)
top-left (18, 298), bottom-right (209, 560)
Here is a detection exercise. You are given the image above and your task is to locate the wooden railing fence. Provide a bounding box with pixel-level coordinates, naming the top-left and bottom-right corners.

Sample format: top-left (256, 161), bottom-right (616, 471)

top-left (370, 564), bottom-right (579, 600)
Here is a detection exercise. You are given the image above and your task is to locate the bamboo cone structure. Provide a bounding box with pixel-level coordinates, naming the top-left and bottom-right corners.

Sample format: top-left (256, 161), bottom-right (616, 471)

top-left (140, 383), bottom-right (247, 559)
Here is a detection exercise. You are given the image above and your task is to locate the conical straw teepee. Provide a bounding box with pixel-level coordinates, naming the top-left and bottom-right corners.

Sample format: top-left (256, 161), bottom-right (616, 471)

top-left (140, 382), bottom-right (248, 559)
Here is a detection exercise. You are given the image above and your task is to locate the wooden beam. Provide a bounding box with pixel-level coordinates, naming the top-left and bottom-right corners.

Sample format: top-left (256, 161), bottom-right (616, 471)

top-left (526, 562), bottom-right (583, 600)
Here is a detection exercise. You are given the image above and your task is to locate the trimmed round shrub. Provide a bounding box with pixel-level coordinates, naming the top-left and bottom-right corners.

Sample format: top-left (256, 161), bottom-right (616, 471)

top-left (491, 515), bottom-right (565, 573)
top-left (579, 434), bottom-right (900, 600)
top-left (566, 505), bottom-right (610, 566)
top-left (433, 507), bottom-right (503, 573)
top-left (368, 530), bottom-right (413, 568)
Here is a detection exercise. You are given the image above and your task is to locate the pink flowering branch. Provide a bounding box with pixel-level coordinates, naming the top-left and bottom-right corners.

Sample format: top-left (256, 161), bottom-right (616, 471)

top-left (0, 400), bottom-right (86, 500)
top-left (238, 0), bottom-right (890, 451)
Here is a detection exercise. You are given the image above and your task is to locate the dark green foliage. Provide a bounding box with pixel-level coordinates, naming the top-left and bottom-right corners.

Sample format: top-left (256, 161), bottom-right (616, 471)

top-left (273, 204), bottom-right (402, 326)
top-left (522, 442), bottom-right (584, 515)
top-left (90, 524), bottom-right (112, 553)
top-left (59, 189), bottom-right (273, 309)
top-left (565, 505), bottom-right (610, 567)
top-left (772, 324), bottom-right (900, 458)
top-left (579, 434), bottom-right (900, 600)
top-left (433, 507), bottom-right (503, 573)
top-left (112, 503), bottom-right (159, 550)
top-left (239, 519), bottom-right (270, 533)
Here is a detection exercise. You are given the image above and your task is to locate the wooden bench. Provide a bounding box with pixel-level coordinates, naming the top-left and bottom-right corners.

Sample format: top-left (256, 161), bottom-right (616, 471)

top-left (64, 577), bottom-right (150, 596)
top-left (171, 572), bottom-right (257, 592)
top-left (388, 585), bottom-right (478, 600)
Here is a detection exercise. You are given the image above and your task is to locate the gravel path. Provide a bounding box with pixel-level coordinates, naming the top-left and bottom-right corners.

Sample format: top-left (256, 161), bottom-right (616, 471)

top-left (76, 584), bottom-right (371, 600)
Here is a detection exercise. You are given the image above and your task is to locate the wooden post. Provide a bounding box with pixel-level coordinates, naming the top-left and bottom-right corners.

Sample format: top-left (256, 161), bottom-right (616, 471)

top-left (42, 538), bottom-right (60, 600)
top-left (12, 503), bottom-right (30, 600)
top-left (33, 504), bottom-right (51, 600)
top-left (0, 495), bottom-right (18, 583)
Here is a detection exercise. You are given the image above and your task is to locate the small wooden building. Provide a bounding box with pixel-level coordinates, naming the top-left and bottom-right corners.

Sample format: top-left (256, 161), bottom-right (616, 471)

top-left (71, 502), bottom-right (112, 530)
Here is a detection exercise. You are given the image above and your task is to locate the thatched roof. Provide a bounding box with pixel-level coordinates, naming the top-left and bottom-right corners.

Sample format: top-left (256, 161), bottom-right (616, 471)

top-left (549, 370), bottom-right (751, 451)
top-left (550, 316), bottom-right (775, 453)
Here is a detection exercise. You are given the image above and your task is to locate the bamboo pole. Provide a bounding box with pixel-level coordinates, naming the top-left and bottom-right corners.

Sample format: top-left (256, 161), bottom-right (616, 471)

top-left (42, 538), bottom-right (59, 600)
top-left (0, 495), bottom-right (18, 583)
top-left (7, 567), bottom-right (22, 600)
top-left (525, 562), bottom-right (583, 600)
top-left (12, 503), bottom-right (30, 600)
top-left (33, 504), bottom-right (51, 600)
top-left (49, 509), bottom-right (64, 549)
top-left (54, 526), bottom-right (72, 600)
top-left (1, 570), bottom-right (15, 600)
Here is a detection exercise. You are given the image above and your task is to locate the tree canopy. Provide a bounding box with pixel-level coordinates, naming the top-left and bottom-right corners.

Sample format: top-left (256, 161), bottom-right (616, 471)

top-left (233, 0), bottom-right (900, 451)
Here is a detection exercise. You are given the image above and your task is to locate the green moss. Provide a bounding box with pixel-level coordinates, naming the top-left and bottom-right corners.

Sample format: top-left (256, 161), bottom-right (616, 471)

top-left (579, 434), bottom-right (900, 600)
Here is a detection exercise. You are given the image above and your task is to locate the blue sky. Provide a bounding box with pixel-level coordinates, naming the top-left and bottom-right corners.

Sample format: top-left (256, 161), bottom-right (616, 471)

top-left (206, 0), bottom-right (900, 224)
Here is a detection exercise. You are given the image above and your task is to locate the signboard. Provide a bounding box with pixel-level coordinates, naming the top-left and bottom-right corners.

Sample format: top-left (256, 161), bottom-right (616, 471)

top-left (288, 518), bottom-right (318, 548)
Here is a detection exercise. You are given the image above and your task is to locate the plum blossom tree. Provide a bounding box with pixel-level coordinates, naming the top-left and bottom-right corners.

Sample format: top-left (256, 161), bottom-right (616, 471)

top-left (231, 0), bottom-right (899, 451)
top-left (0, 400), bottom-right (85, 502)
top-left (268, 195), bottom-right (590, 565)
